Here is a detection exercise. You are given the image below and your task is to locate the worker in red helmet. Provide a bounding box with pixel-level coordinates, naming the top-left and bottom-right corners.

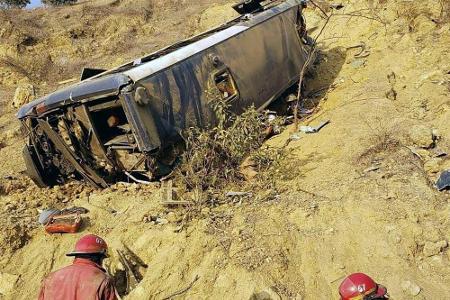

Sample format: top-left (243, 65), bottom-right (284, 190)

top-left (38, 234), bottom-right (118, 300)
top-left (339, 273), bottom-right (389, 300)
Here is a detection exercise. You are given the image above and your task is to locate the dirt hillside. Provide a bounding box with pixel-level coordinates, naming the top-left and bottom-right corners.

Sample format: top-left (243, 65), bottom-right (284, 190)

top-left (0, 0), bottom-right (449, 299)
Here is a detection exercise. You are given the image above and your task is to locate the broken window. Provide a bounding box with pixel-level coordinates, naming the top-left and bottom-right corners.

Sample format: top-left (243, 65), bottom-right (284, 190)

top-left (89, 102), bottom-right (132, 149)
top-left (214, 69), bottom-right (238, 101)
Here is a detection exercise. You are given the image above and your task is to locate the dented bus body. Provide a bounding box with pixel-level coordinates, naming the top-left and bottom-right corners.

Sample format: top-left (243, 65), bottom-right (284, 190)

top-left (17, 0), bottom-right (312, 188)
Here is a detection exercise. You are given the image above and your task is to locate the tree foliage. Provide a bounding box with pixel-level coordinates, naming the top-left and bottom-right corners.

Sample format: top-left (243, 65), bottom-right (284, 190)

top-left (42, 0), bottom-right (77, 6)
top-left (0, 0), bottom-right (30, 8)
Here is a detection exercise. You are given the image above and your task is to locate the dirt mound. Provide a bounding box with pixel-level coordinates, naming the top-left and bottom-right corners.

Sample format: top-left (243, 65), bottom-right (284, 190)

top-left (193, 3), bottom-right (239, 34)
top-left (0, 0), bottom-right (234, 93)
top-left (0, 0), bottom-right (450, 299)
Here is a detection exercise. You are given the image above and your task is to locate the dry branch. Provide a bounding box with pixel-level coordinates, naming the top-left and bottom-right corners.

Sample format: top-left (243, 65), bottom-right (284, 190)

top-left (162, 275), bottom-right (200, 300)
top-left (293, 3), bottom-right (332, 130)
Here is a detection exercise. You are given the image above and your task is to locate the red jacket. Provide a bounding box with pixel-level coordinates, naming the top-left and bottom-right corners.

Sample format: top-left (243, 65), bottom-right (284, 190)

top-left (38, 258), bottom-right (118, 300)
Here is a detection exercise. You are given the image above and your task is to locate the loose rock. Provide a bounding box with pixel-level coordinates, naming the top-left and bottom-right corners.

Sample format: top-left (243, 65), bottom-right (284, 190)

top-left (409, 125), bottom-right (434, 149)
top-left (250, 288), bottom-right (282, 300)
top-left (166, 212), bottom-right (179, 223)
top-left (11, 84), bottom-right (35, 108)
top-left (423, 240), bottom-right (448, 257)
top-left (401, 280), bottom-right (421, 296)
top-left (423, 158), bottom-right (442, 174)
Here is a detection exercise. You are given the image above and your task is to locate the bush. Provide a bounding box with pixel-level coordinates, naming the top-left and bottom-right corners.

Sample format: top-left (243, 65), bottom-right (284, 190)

top-left (42, 0), bottom-right (77, 6)
top-left (177, 100), bottom-right (265, 191)
top-left (0, 0), bottom-right (30, 8)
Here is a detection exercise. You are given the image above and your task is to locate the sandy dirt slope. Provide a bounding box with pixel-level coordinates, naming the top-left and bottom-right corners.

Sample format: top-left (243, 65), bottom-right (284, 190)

top-left (0, 0), bottom-right (450, 299)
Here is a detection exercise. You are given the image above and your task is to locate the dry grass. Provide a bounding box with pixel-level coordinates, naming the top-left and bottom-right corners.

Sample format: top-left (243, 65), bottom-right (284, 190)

top-left (438, 0), bottom-right (450, 24)
top-left (357, 116), bottom-right (401, 163)
top-left (171, 97), bottom-right (294, 215)
top-left (396, 0), bottom-right (449, 32)
top-left (400, 5), bottom-right (420, 32)
top-left (176, 101), bottom-right (265, 192)
top-left (0, 0), bottom-right (206, 88)
top-left (0, 56), bottom-right (31, 78)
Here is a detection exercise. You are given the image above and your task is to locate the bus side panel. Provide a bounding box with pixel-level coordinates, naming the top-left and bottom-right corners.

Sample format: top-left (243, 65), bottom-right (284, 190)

top-left (214, 6), bottom-right (307, 112)
top-left (138, 54), bottom-right (218, 137)
top-left (135, 4), bottom-right (307, 145)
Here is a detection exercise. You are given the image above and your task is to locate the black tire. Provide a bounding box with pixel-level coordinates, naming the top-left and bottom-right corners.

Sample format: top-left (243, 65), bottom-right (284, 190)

top-left (22, 145), bottom-right (50, 188)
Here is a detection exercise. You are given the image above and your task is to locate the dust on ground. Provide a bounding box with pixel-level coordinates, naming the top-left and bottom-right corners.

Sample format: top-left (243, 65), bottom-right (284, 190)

top-left (0, 0), bottom-right (449, 299)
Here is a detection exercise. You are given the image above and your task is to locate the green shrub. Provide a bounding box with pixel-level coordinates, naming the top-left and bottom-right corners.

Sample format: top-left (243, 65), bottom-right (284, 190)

top-left (0, 0), bottom-right (30, 8)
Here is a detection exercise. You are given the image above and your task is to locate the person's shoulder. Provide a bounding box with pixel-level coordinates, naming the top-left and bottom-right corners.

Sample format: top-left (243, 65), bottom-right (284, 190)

top-left (42, 264), bottom-right (76, 283)
top-left (74, 262), bottom-right (109, 279)
top-left (47, 264), bottom-right (75, 276)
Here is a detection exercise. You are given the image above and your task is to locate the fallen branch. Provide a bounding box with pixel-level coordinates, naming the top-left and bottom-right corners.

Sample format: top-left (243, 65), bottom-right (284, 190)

top-left (335, 12), bottom-right (386, 25)
top-left (308, 0), bottom-right (330, 19)
top-left (293, 5), bottom-right (332, 130)
top-left (162, 275), bottom-right (200, 300)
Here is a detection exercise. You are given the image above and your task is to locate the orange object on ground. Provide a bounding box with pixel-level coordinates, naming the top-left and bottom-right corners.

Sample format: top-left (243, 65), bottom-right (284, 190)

top-left (44, 213), bottom-right (82, 234)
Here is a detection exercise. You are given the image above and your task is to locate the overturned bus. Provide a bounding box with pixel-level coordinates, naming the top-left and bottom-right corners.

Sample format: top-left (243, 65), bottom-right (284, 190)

top-left (17, 0), bottom-right (313, 188)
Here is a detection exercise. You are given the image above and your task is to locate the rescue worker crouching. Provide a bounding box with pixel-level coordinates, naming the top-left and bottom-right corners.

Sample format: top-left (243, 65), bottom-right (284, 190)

top-left (38, 234), bottom-right (118, 300)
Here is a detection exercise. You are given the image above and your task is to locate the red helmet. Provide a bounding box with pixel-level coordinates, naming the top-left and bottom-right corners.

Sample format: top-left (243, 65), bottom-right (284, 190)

top-left (66, 234), bottom-right (108, 257)
top-left (339, 273), bottom-right (388, 300)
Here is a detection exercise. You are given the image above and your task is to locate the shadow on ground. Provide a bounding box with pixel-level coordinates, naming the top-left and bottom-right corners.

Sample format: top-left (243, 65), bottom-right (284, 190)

top-left (303, 46), bottom-right (347, 109)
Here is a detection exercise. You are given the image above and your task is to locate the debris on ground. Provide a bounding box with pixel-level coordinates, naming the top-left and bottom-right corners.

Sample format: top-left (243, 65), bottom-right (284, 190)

top-left (432, 148), bottom-right (447, 158)
top-left (363, 164), bottom-right (381, 173)
top-left (45, 213), bottom-right (82, 234)
top-left (38, 209), bottom-right (60, 225)
top-left (435, 170), bottom-right (450, 191)
top-left (39, 207), bottom-right (89, 234)
top-left (226, 191), bottom-right (252, 205)
top-left (289, 133), bottom-right (302, 141)
top-left (162, 275), bottom-right (200, 300)
top-left (117, 250), bottom-right (140, 294)
top-left (407, 146), bottom-right (429, 161)
top-left (350, 58), bottom-right (367, 69)
top-left (142, 214), bottom-right (169, 225)
top-left (113, 243), bottom-right (148, 295)
top-left (225, 191), bottom-right (253, 197)
top-left (300, 108), bottom-right (314, 115)
top-left (264, 113), bottom-right (282, 136)
top-left (160, 180), bottom-right (191, 206)
top-left (299, 120), bottom-right (330, 133)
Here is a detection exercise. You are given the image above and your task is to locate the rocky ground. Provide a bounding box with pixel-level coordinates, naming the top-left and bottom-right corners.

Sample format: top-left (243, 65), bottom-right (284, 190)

top-left (0, 0), bottom-right (449, 299)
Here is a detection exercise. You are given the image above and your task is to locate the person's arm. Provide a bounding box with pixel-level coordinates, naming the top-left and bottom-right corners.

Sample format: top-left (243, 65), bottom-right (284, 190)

top-left (99, 277), bottom-right (119, 300)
